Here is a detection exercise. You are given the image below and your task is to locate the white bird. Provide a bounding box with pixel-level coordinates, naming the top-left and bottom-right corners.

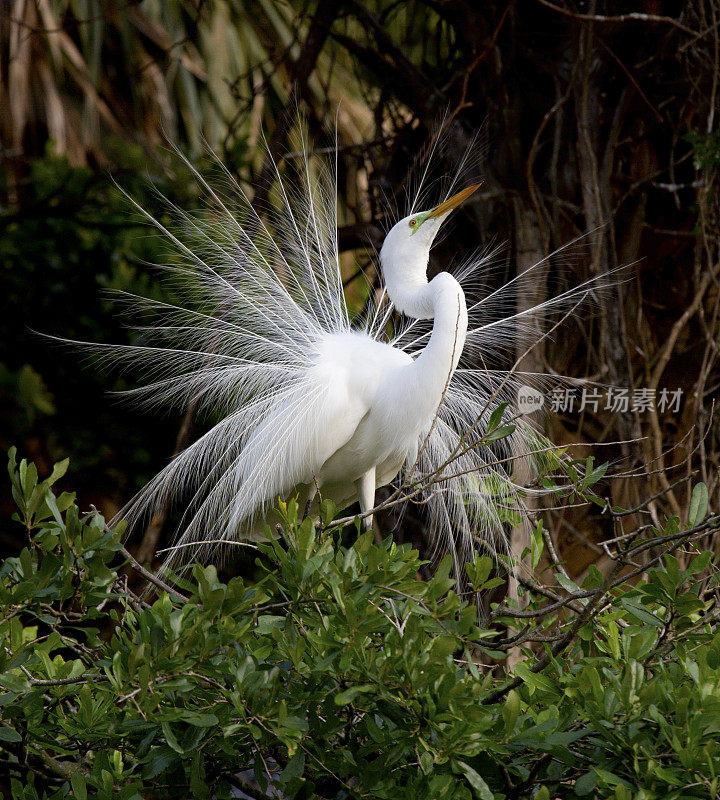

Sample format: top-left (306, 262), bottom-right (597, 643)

top-left (267, 185), bottom-right (480, 527)
top-left (72, 132), bottom-right (611, 574)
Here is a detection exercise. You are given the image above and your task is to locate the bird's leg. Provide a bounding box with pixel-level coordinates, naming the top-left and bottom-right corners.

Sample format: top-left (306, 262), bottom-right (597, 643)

top-left (355, 467), bottom-right (376, 532)
top-left (303, 482), bottom-right (318, 520)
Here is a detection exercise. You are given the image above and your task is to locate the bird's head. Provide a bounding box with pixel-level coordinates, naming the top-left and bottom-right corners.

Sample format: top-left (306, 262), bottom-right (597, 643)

top-left (379, 183), bottom-right (480, 316)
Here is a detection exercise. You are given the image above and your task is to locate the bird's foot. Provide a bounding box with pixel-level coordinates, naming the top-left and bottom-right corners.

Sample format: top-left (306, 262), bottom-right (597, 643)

top-left (302, 498), bottom-right (312, 520)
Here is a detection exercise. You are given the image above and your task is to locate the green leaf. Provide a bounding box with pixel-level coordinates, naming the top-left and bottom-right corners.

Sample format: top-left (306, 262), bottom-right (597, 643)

top-left (487, 402), bottom-right (509, 432)
top-left (531, 522), bottom-right (544, 571)
top-left (574, 770), bottom-right (597, 795)
top-left (334, 685), bottom-right (373, 706)
top-left (432, 635), bottom-right (458, 658)
top-left (620, 598), bottom-right (664, 628)
top-left (256, 615), bottom-right (285, 634)
top-left (582, 564), bottom-right (604, 589)
top-left (419, 749), bottom-right (434, 774)
top-left (664, 515), bottom-right (680, 535)
top-left (47, 458), bottom-right (69, 487)
top-left (556, 572), bottom-right (583, 598)
top-left (70, 772), bottom-right (87, 800)
top-left (7, 446), bottom-right (18, 483)
top-left (513, 662), bottom-right (556, 695)
top-left (0, 726), bottom-right (22, 743)
top-left (545, 728), bottom-right (589, 745)
top-left (502, 689), bottom-right (520, 735)
top-left (582, 460), bottom-right (608, 488)
top-left (594, 768), bottom-right (633, 788)
top-left (485, 423), bottom-right (516, 444)
top-left (281, 716), bottom-right (308, 732)
top-left (690, 550), bottom-right (712, 573)
top-left (466, 554), bottom-right (493, 590)
top-left (480, 577), bottom-right (505, 591)
top-left (456, 761), bottom-right (493, 799)
top-left (161, 722), bottom-right (185, 754)
top-left (180, 711), bottom-right (219, 727)
top-left (688, 482), bottom-right (708, 527)
top-left (279, 751), bottom-right (305, 782)
top-left (319, 498), bottom-right (336, 527)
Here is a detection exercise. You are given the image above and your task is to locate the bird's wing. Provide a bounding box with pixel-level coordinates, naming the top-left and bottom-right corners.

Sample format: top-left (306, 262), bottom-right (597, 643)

top-left (165, 361), bottom-right (368, 546)
top-left (238, 371), bottom-right (371, 513)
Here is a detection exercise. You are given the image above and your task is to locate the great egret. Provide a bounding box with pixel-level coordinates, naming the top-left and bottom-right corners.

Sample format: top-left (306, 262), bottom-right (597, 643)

top-left (67, 132), bottom-right (610, 574)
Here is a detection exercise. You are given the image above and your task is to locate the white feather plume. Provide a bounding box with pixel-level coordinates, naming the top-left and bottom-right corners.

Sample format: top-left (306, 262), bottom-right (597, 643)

top-left (63, 125), bottom-right (616, 573)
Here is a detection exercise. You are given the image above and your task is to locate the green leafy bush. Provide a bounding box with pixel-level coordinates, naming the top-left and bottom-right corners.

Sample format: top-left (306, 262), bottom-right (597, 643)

top-left (1, 450), bottom-right (719, 799)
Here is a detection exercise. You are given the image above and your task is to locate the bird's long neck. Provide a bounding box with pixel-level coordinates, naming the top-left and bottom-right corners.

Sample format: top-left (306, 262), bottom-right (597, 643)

top-left (412, 272), bottom-right (468, 388)
top-left (382, 248), bottom-right (468, 403)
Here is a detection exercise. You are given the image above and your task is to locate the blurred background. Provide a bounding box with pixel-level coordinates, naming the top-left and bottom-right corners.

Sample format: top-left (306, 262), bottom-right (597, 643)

top-left (1, 0), bottom-right (717, 578)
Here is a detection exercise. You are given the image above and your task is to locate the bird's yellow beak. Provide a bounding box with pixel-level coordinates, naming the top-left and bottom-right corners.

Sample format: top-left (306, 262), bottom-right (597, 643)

top-left (428, 183), bottom-right (481, 219)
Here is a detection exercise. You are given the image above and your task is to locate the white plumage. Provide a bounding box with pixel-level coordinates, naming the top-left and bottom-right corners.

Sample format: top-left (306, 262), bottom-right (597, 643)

top-left (71, 129), bottom-right (612, 575)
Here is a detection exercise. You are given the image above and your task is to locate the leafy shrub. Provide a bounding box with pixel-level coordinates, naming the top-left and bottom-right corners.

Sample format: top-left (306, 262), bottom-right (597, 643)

top-left (0, 449), bottom-right (719, 799)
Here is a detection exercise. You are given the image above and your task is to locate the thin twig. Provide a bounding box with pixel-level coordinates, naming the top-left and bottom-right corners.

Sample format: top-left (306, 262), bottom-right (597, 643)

top-left (119, 544), bottom-right (189, 603)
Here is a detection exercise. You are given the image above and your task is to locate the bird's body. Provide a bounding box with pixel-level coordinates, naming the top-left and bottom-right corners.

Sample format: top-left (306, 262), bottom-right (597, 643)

top-left (241, 331), bottom-right (415, 532)
top-left (234, 252), bottom-right (470, 538)
top-left (70, 131), bottom-right (612, 573)
top-left (274, 266), bottom-right (467, 523)
top-left (293, 332), bottom-right (414, 494)
top-left (299, 332), bottom-right (413, 497)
